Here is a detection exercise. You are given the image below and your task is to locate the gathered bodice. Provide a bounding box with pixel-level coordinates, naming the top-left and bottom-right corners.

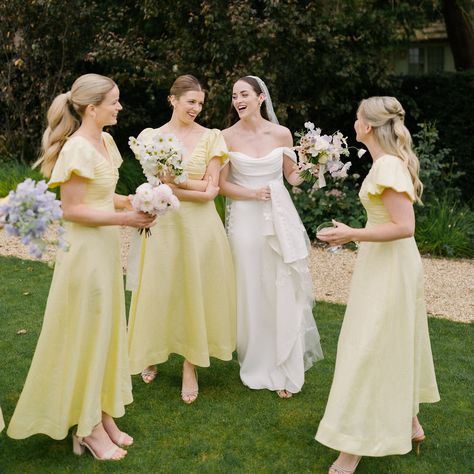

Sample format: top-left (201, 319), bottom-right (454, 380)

top-left (228, 147), bottom-right (296, 187)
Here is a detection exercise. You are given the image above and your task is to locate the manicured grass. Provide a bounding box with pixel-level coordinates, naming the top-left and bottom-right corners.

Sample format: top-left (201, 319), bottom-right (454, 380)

top-left (0, 256), bottom-right (472, 473)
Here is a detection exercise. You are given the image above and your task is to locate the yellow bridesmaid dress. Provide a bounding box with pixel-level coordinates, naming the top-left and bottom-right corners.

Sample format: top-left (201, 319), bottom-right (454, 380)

top-left (7, 133), bottom-right (132, 440)
top-left (128, 129), bottom-right (236, 372)
top-left (315, 155), bottom-right (440, 456)
top-left (0, 406), bottom-right (4, 432)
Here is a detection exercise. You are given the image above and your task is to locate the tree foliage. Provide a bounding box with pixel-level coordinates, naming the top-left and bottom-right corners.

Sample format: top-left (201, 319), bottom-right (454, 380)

top-left (0, 0), bottom-right (466, 190)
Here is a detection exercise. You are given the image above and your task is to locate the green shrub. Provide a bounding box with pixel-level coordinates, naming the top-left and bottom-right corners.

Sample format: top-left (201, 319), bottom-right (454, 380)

top-left (0, 161), bottom-right (43, 197)
top-left (115, 154), bottom-right (146, 196)
top-left (416, 196), bottom-right (474, 258)
top-left (413, 122), bottom-right (463, 203)
top-left (399, 71), bottom-right (474, 201)
top-left (291, 174), bottom-right (366, 240)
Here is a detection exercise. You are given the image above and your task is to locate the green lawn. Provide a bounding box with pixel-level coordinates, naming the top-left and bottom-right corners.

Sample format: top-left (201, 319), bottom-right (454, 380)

top-left (0, 256), bottom-right (472, 473)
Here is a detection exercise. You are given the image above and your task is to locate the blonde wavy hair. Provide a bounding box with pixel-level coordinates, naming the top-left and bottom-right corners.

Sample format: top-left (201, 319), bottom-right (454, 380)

top-left (34, 74), bottom-right (116, 177)
top-left (358, 96), bottom-right (423, 203)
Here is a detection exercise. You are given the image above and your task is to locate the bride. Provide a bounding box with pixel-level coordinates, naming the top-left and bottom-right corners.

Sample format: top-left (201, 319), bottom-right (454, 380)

top-left (220, 76), bottom-right (323, 398)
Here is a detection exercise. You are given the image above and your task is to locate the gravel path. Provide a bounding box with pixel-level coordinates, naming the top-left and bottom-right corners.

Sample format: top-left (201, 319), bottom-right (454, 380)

top-left (1, 226), bottom-right (472, 323)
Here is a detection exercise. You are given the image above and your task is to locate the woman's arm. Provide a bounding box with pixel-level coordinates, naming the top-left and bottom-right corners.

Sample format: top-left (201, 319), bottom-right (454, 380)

top-left (218, 163), bottom-right (271, 201)
top-left (168, 157), bottom-right (221, 203)
top-left (283, 154), bottom-right (304, 186)
top-left (318, 188), bottom-right (415, 245)
top-left (114, 193), bottom-right (133, 210)
top-left (61, 174), bottom-right (156, 228)
top-left (280, 127), bottom-right (303, 186)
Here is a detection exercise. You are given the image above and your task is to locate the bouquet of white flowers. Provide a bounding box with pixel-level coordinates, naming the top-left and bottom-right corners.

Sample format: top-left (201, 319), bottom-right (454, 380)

top-left (129, 130), bottom-right (187, 186)
top-left (0, 179), bottom-right (68, 258)
top-left (131, 182), bottom-right (179, 236)
top-left (294, 122), bottom-right (365, 189)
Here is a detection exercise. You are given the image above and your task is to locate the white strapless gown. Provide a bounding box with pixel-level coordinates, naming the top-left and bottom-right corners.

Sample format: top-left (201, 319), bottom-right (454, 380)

top-left (226, 148), bottom-right (323, 393)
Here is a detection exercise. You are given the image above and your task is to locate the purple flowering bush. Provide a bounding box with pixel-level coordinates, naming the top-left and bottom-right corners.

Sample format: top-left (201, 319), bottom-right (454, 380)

top-left (0, 179), bottom-right (67, 258)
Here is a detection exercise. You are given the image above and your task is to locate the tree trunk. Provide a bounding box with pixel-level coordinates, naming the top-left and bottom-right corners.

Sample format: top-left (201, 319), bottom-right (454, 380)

top-left (441, 0), bottom-right (474, 70)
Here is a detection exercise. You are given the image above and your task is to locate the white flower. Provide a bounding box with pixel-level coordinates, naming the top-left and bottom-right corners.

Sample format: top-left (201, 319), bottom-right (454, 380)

top-left (357, 148), bottom-right (367, 158)
top-left (304, 121), bottom-right (315, 130)
top-left (331, 161), bottom-right (352, 178)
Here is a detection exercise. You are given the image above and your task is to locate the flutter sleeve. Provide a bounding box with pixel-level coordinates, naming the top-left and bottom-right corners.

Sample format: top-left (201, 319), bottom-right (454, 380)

top-left (366, 155), bottom-right (416, 202)
top-left (206, 129), bottom-right (229, 165)
top-left (48, 139), bottom-right (96, 188)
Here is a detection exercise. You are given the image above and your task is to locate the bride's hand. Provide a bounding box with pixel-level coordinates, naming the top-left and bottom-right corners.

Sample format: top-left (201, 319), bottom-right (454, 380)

top-left (317, 220), bottom-right (353, 246)
top-left (255, 186), bottom-right (271, 201)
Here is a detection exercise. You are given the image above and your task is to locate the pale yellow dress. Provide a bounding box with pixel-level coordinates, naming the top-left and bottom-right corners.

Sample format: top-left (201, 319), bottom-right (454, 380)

top-left (7, 133), bottom-right (132, 440)
top-left (127, 129), bottom-right (236, 372)
top-left (315, 155), bottom-right (440, 456)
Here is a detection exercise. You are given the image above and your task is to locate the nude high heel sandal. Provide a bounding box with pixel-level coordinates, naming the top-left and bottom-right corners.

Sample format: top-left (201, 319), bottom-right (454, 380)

top-left (412, 425), bottom-right (426, 455)
top-left (181, 367), bottom-right (199, 404)
top-left (72, 430), bottom-right (126, 461)
top-left (329, 456), bottom-right (361, 474)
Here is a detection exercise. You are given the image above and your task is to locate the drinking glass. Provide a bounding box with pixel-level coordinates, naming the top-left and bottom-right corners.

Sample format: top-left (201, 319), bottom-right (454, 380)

top-left (316, 221), bottom-right (341, 254)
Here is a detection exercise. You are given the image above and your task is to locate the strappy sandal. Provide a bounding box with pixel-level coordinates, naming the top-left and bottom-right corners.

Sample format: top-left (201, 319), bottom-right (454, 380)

top-left (72, 426), bottom-right (126, 461)
top-left (181, 368), bottom-right (198, 404)
top-left (141, 365), bottom-right (157, 384)
top-left (412, 425), bottom-right (426, 455)
top-left (276, 389), bottom-right (293, 399)
top-left (329, 456), bottom-right (361, 474)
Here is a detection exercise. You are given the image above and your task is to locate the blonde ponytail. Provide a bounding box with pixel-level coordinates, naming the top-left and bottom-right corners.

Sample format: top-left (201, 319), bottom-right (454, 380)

top-left (358, 96), bottom-right (423, 203)
top-left (34, 74), bottom-right (116, 178)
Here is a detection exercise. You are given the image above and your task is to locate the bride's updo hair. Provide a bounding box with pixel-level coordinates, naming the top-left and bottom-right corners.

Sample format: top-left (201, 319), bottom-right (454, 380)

top-left (358, 96), bottom-right (423, 203)
top-left (168, 75), bottom-right (203, 103)
top-left (226, 76), bottom-right (270, 126)
top-left (35, 73), bottom-right (116, 177)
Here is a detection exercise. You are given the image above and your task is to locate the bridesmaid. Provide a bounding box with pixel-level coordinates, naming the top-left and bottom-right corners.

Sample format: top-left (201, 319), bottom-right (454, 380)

top-left (7, 74), bottom-right (155, 460)
top-left (315, 97), bottom-right (440, 473)
top-left (127, 75), bottom-right (236, 404)
top-left (219, 76), bottom-right (323, 398)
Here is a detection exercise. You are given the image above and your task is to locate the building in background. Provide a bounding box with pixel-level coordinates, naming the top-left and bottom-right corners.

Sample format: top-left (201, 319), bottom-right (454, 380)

top-left (394, 21), bottom-right (455, 74)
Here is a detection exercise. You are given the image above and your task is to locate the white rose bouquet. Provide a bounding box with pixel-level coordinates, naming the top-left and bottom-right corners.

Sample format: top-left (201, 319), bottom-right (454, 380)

top-left (131, 182), bottom-right (179, 236)
top-left (294, 122), bottom-right (366, 189)
top-left (129, 130), bottom-right (187, 186)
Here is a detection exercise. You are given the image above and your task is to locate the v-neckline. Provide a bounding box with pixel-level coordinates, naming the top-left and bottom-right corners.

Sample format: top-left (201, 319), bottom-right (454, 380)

top-left (71, 134), bottom-right (113, 167)
top-left (159, 127), bottom-right (210, 163)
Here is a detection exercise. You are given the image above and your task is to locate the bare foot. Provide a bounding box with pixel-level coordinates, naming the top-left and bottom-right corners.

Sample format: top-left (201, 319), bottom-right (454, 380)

top-left (329, 452), bottom-right (361, 474)
top-left (102, 413), bottom-right (133, 447)
top-left (181, 360), bottom-right (198, 404)
top-left (81, 422), bottom-right (127, 460)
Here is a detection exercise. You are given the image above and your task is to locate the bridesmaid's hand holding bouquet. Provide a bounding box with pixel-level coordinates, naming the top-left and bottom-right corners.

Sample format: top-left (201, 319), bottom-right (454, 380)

top-left (129, 131), bottom-right (187, 186)
top-left (131, 182), bottom-right (180, 237)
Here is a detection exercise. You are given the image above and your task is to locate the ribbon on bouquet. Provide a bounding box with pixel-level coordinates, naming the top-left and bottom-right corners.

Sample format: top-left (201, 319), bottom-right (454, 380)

top-left (318, 164), bottom-right (327, 189)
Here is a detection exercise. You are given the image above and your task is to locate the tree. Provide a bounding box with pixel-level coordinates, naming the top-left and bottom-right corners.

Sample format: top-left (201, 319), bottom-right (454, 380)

top-left (441, 0), bottom-right (474, 70)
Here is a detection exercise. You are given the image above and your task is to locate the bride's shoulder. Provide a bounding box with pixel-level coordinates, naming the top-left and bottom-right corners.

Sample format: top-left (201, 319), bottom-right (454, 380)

top-left (267, 122), bottom-right (292, 143)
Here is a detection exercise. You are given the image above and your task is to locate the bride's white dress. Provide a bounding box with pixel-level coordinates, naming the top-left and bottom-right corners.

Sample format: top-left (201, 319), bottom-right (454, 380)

top-left (226, 147), bottom-right (323, 393)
